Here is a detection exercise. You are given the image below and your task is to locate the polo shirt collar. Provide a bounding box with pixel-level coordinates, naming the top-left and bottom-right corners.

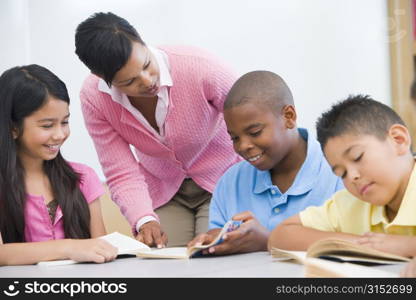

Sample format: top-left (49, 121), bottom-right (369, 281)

top-left (370, 205), bottom-right (387, 226)
top-left (371, 160), bottom-right (416, 226)
top-left (253, 169), bottom-right (273, 194)
top-left (253, 128), bottom-right (322, 195)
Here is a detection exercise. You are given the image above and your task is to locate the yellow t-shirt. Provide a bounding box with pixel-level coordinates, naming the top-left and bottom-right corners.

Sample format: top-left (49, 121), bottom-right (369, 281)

top-left (300, 165), bottom-right (416, 236)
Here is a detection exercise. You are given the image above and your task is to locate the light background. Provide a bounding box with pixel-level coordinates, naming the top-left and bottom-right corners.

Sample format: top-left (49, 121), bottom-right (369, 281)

top-left (0, 0), bottom-right (391, 179)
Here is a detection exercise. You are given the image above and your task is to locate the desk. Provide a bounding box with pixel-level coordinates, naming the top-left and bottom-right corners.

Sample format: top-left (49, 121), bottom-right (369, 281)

top-left (0, 252), bottom-right (405, 278)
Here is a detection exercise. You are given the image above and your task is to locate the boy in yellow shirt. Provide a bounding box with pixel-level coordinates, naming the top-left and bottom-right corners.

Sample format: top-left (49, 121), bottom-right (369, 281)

top-left (268, 95), bottom-right (416, 259)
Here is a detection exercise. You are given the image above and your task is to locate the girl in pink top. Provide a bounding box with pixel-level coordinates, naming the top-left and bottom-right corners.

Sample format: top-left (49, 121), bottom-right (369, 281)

top-left (0, 65), bottom-right (117, 265)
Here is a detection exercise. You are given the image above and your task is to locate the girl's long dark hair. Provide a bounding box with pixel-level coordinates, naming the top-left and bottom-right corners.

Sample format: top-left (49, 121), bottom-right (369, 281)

top-left (0, 64), bottom-right (91, 243)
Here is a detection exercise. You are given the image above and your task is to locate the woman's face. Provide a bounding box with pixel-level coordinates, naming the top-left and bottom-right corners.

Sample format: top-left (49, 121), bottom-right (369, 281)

top-left (111, 42), bottom-right (160, 98)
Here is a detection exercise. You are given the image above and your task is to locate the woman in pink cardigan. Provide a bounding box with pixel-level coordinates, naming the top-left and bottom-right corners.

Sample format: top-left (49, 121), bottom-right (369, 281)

top-left (75, 12), bottom-right (240, 247)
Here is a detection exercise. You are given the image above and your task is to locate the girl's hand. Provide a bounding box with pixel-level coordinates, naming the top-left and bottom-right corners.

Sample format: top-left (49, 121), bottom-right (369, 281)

top-left (65, 238), bottom-right (118, 263)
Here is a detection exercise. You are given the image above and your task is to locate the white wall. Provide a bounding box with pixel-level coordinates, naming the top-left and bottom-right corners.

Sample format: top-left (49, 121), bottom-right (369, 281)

top-left (0, 0), bottom-right (30, 70)
top-left (1, 0), bottom-right (391, 180)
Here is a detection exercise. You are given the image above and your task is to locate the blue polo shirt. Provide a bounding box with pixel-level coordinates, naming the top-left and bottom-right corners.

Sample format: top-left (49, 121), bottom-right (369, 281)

top-left (209, 128), bottom-right (344, 231)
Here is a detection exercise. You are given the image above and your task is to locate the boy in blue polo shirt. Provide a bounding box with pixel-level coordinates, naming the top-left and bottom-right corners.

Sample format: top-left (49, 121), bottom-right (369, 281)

top-left (188, 71), bottom-right (343, 255)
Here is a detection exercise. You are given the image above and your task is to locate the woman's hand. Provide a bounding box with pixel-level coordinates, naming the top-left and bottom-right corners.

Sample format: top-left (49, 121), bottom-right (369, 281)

top-left (136, 221), bottom-right (168, 248)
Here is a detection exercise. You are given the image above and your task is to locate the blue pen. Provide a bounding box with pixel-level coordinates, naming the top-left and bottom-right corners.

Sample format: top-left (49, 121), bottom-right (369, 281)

top-left (226, 220), bottom-right (242, 232)
top-left (190, 220), bottom-right (243, 257)
top-left (217, 220), bottom-right (242, 244)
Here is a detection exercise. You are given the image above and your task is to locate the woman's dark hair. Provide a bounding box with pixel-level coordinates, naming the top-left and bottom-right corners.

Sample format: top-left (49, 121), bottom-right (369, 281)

top-left (0, 64), bottom-right (91, 243)
top-left (75, 12), bottom-right (145, 86)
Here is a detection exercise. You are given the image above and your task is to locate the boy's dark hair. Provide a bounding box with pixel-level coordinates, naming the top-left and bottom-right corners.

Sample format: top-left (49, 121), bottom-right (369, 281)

top-left (0, 64), bottom-right (91, 243)
top-left (316, 94), bottom-right (406, 149)
top-left (75, 12), bottom-right (145, 86)
top-left (224, 70), bottom-right (294, 113)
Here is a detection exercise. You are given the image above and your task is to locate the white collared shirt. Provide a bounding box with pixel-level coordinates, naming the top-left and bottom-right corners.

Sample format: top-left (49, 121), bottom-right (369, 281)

top-left (98, 46), bottom-right (173, 142)
top-left (98, 46), bottom-right (173, 232)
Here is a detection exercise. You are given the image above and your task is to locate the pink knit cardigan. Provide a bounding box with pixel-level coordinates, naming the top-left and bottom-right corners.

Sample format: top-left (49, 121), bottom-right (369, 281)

top-left (80, 45), bottom-right (240, 230)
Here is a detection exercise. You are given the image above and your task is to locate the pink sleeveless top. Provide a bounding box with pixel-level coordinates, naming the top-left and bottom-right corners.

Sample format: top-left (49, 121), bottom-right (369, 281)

top-left (23, 162), bottom-right (104, 242)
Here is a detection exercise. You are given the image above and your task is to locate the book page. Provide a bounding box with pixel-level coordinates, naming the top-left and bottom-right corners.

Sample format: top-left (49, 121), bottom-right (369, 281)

top-left (135, 220), bottom-right (241, 259)
top-left (271, 248), bottom-right (307, 264)
top-left (305, 257), bottom-right (399, 278)
top-left (317, 255), bottom-right (407, 265)
top-left (100, 232), bottom-right (150, 255)
top-left (307, 238), bottom-right (410, 263)
top-left (136, 247), bottom-right (189, 259)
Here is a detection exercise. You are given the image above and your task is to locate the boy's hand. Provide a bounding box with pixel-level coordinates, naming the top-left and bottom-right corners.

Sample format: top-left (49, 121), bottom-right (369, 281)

top-left (356, 232), bottom-right (416, 257)
top-left (66, 239), bottom-right (118, 263)
top-left (136, 221), bottom-right (168, 248)
top-left (197, 211), bottom-right (270, 256)
top-left (401, 258), bottom-right (416, 277)
top-left (187, 228), bottom-right (222, 250)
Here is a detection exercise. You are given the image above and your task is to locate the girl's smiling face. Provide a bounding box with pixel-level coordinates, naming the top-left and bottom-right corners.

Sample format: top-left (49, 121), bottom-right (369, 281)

top-left (16, 96), bottom-right (70, 164)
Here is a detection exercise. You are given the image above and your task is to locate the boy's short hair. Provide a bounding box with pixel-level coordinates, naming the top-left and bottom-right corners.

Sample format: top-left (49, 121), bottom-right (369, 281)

top-left (75, 12), bottom-right (145, 86)
top-left (224, 70), bottom-right (294, 113)
top-left (316, 94), bottom-right (406, 149)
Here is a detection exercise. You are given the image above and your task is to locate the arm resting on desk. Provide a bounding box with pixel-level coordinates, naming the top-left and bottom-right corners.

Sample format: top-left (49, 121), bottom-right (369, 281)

top-left (267, 214), bottom-right (359, 251)
top-left (0, 237), bottom-right (117, 266)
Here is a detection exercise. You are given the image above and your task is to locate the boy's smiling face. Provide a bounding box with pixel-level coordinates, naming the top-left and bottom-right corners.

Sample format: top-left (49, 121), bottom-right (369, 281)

top-left (224, 102), bottom-right (294, 171)
top-left (323, 126), bottom-right (412, 211)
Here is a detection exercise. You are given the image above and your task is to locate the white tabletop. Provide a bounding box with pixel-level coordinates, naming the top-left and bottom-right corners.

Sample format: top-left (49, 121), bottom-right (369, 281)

top-left (0, 252), bottom-right (405, 278)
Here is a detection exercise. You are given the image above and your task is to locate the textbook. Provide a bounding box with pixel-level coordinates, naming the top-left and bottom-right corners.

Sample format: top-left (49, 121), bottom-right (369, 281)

top-left (134, 220), bottom-right (240, 259)
top-left (37, 221), bottom-right (239, 266)
top-left (271, 238), bottom-right (409, 277)
top-left (271, 238), bottom-right (411, 266)
top-left (304, 257), bottom-right (399, 278)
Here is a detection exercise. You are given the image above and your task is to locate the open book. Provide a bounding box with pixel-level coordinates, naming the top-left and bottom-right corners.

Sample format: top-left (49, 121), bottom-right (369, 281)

top-left (134, 220), bottom-right (240, 259)
top-left (304, 258), bottom-right (399, 278)
top-left (271, 238), bottom-right (411, 265)
top-left (271, 238), bottom-right (409, 277)
top-left (37, 221), bottom-right (239, 266)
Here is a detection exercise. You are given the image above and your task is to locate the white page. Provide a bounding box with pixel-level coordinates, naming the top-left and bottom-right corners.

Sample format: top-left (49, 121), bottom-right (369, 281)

top-left (305, 257), bottom-right (398, 277)
top-left (100, 232), bottom-right (150, 254)
top-left (135, 220), bottom-right (242, 259)
top-left (271, 248), bottom-right (307, 263)
top-left (136, 247), bottom-right (189, 259)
